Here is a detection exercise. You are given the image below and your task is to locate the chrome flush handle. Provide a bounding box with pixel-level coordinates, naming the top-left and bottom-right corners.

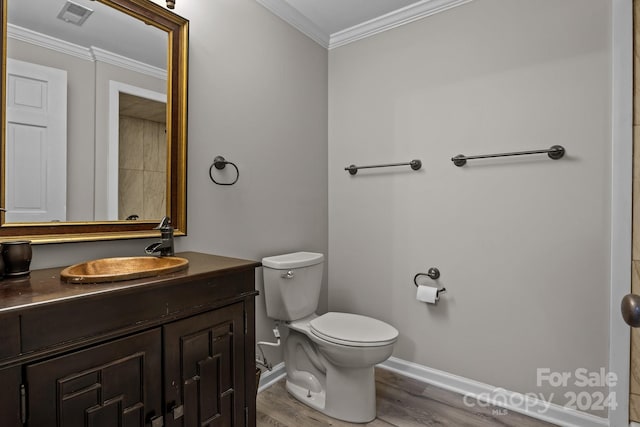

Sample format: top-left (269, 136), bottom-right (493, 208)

top-left (281, 270), bottom-right (294, 279)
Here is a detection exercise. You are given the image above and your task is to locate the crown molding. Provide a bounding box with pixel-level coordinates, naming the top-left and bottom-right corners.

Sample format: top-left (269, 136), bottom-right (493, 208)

top-left (91, 47), bottom-right (166, 81)
top-left (329, 0), bottom-right (474, 49)
top-left (255, 0), bottom-right (330, 48)
top-left (8, 24), bottom-right (93, 61)
top-left (7, 24), bottom-right (166, 80)
top-left (256, 0), bottom-right (473, 50)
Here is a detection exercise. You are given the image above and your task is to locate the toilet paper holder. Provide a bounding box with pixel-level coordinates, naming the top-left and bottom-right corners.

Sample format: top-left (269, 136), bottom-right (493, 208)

top-left (413, 268), bottom-right (446, 298)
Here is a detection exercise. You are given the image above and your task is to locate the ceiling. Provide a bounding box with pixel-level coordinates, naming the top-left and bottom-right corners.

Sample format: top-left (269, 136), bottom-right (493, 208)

top-left (257, 0), bottom-right (473, 49)
top-left (8, 0), bottom-right (167, 69)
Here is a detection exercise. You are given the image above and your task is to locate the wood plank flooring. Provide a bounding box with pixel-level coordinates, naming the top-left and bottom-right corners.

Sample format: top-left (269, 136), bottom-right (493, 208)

top-left (256, 368), bottom-right (556, 426)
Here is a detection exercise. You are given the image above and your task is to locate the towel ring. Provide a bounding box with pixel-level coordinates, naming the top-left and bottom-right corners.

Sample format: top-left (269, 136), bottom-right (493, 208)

top-left (209, 156), bottom-right (239, 186)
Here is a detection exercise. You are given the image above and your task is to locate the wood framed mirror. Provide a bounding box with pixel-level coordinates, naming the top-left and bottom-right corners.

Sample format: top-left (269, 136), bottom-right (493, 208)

top-left (0, 0), bottom-right (187, 243)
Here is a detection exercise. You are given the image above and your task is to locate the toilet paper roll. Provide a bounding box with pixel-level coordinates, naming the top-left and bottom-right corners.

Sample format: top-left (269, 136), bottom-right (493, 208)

top-left (416, 285), bottom-right (439, 304)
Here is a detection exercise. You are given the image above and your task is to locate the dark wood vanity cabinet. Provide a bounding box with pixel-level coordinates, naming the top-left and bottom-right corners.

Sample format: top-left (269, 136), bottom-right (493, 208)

top-left (0, 252), bottom-right (260, 427)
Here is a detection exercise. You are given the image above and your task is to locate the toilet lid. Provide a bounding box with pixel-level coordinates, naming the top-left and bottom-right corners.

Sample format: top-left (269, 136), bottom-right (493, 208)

top-left (309, 312), bottom-right (398, 347)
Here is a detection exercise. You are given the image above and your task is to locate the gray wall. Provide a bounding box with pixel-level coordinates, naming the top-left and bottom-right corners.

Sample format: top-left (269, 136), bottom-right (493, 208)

top-left (328, 0), bottom-right (610, 415)
top-left (177, 0), bottom-right (328, 365)
top-left (31, 0), bottom-right (329, 368)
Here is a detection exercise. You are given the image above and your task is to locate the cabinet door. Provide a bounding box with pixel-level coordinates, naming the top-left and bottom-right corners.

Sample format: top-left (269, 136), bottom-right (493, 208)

top-left (25, 329), bottom-right (162, 427)
top-left (164, 303), bottom-right (245, 427)
top-left (0, 366), bottom-right (22, 427)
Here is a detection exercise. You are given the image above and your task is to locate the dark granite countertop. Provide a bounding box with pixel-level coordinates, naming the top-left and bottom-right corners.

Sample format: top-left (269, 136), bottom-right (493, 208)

top-left (0, 251), bottom-right (261, 314)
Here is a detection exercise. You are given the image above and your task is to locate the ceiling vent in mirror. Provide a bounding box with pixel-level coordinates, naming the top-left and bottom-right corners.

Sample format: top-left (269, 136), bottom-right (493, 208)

top-left (57, 1), bottom-right (94, 26)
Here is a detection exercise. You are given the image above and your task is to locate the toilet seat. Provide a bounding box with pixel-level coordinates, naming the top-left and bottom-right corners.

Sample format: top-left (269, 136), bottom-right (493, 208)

top-left (309, 312), bottom-right (398, 347)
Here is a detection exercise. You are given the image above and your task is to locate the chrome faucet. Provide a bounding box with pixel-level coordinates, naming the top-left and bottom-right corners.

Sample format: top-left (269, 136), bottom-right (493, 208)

top-left (145, 216), bottom-right (174, 256)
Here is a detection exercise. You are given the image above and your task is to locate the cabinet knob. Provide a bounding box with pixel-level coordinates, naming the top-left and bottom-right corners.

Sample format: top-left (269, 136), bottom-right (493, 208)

top-left (184, 374), bottom-right (200, 385)
top-left (172, 404), bottom-right (184, 420)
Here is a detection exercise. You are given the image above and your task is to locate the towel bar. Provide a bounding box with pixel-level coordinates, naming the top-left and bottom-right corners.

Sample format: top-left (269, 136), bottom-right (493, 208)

top-left (451, 145), bottom-right (565, 167)
top-left (345, 159), bottom-right (422, 175)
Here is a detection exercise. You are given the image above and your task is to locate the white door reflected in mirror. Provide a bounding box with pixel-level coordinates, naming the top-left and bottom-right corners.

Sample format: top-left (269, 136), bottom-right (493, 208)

top-left (5, 58), bottom-right (67, 223)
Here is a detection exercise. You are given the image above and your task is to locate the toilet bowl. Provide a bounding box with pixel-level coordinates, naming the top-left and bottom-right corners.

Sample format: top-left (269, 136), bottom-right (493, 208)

top-left (262, 252), bottom-right (398, 423)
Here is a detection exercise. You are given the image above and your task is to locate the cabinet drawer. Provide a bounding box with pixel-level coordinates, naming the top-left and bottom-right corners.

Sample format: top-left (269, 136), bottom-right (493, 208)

top-left (0, 314), bottom-right (20, 361)
top-left (20, 270), bottom-right (254, 353)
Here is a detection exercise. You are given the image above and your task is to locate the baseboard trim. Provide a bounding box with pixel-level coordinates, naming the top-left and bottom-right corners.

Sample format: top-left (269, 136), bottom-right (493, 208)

top-left (257, 362), bottom-right (286, 393)
top-left (378, 357), bottom-right (608, 427)
top-left (259, 357), bottom-right (609, 426)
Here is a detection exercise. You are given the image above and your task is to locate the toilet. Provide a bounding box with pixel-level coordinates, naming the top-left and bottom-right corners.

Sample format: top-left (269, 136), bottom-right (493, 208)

top-left (262, 251), bottom-right (398, 423)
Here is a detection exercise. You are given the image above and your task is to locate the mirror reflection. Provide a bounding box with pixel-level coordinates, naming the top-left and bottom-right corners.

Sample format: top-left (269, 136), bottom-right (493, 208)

top-left (5, 0), bottom-right (168, 223)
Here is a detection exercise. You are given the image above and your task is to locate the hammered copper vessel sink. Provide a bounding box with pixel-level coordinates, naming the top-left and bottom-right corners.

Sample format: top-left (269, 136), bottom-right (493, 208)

top-left (60, 256), bottom-right (189, 284)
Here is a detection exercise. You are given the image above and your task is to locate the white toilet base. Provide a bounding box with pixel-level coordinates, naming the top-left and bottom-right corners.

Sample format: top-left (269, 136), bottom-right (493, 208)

top-left (285, 363), bottom-right (376, 423)
top-left (282, 318), bottom-right (392, 423)
top-left (285, 380), bottom-right (326, 412)
top-left (323, 365), bottom-right (376, 423)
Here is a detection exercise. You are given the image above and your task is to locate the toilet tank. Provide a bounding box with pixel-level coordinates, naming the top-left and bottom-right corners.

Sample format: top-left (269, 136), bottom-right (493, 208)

top-left (262, 252), bottom-right (324, 321)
